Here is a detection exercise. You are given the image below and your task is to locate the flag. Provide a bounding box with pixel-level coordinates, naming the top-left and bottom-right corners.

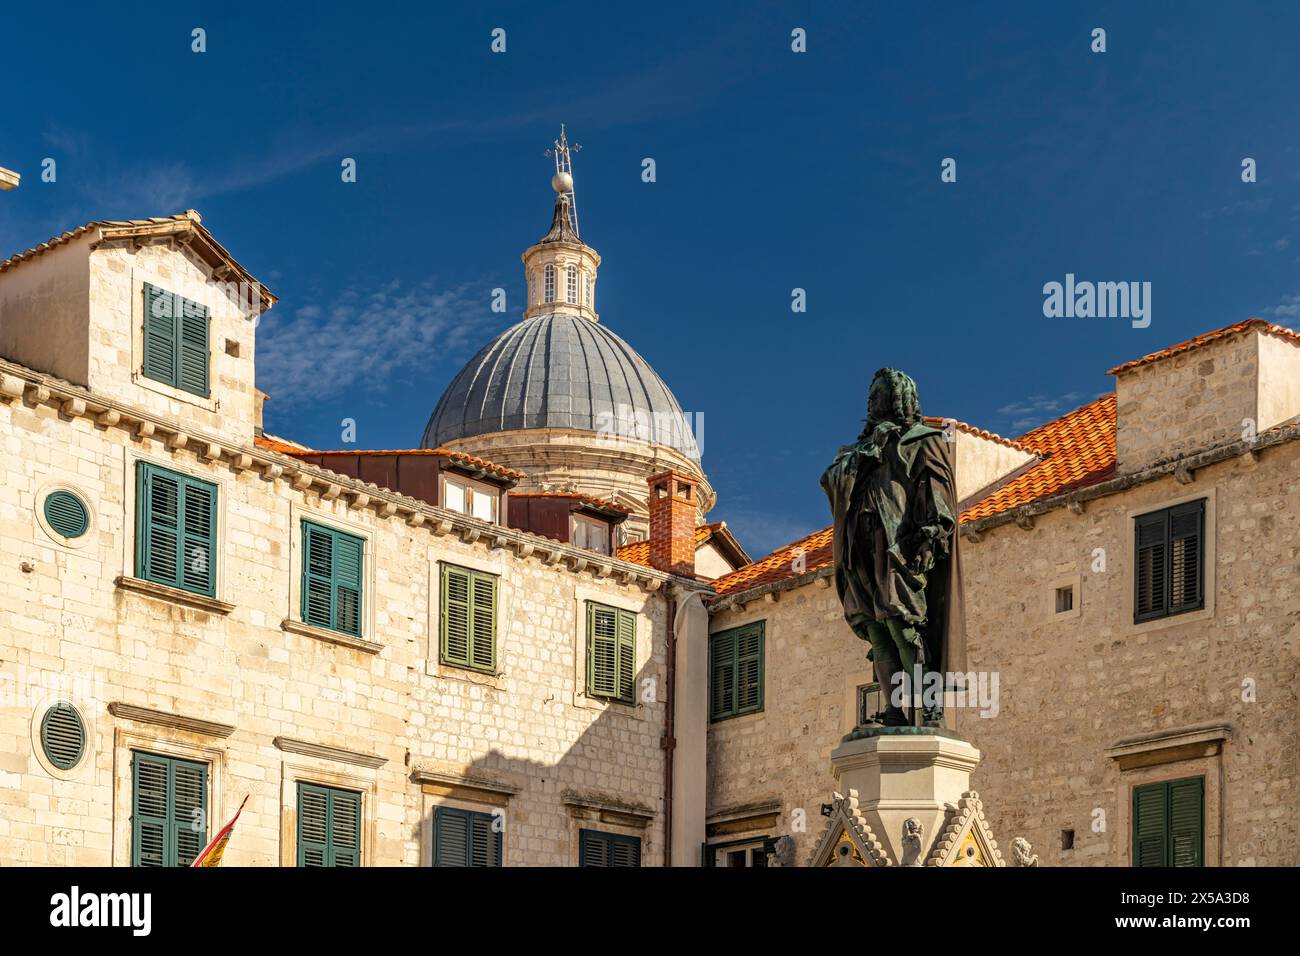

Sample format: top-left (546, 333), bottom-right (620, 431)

top-left (192, 795), bottom-right (249, 867)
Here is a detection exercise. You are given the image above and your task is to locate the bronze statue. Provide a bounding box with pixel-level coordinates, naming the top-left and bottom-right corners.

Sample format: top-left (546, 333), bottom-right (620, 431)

top-left (820, 368), bottom-right (965, 727)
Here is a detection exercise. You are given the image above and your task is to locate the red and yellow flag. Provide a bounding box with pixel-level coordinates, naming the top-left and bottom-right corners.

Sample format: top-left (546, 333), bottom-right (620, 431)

top-left (192, 795), bottom-right (249, 867)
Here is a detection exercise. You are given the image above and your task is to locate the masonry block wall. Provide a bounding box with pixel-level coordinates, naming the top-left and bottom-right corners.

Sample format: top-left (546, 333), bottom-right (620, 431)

top-left (0, 378), bottom-right (672, 866)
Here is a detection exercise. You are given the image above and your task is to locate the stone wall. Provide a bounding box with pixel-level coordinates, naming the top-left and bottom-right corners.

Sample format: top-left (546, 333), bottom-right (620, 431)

top-left (706, 580), bottom-right (869, 864)
top-left (0, 375), bottom-right (675, 866)
top-left (704, 441), bottom-right (1300, 866)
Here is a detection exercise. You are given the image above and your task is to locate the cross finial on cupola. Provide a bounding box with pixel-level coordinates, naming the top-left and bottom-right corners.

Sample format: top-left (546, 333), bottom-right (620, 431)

top-left (525, 127), bottom-right (601, 321)
top-left (544, 125), bottom-right (581, 239)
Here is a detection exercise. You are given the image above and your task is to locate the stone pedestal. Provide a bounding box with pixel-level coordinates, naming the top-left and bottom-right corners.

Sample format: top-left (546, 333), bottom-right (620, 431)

top-left (829, 728), bottom-right (981, 866)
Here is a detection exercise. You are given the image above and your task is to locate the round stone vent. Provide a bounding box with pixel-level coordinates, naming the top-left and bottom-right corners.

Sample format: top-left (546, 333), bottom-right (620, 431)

top-left (40, 703), bottom-right (86, 770)
top-left (44, 490), bottom-right (89, 539)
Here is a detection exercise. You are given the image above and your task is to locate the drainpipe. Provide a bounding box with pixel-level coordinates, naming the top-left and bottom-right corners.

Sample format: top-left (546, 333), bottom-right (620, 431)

top-left (662, 590), bottom-right (677, 867)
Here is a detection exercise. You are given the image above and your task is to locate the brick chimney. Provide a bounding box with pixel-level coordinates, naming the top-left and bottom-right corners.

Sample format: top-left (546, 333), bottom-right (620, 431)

top-left (647, 470), bottom-right (697, 577)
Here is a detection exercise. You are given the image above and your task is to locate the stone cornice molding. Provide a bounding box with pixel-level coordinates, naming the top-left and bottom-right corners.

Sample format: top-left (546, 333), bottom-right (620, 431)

top-left (1105, 721), bottom-right (1233, 770)
top-left (108, 702), bottom-right (236, 738)
top-left (273, 736), bottom-right (387, 769)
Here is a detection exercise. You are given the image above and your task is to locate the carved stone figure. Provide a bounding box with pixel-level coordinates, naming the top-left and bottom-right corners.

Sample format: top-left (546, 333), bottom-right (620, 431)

top-left (821, 368), bottom-right (965, 726)
top-left (1011, 837), bottom-right (1039, 867)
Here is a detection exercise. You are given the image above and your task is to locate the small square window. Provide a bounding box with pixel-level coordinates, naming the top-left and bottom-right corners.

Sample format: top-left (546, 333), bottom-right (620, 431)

top-left (1061, 829), bottom-right (1075, 851)
top-left (1055, 586), bottom-right (1074, 614)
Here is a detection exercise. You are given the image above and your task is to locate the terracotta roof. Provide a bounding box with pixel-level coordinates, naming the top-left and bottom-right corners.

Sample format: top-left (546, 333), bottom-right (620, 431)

top-left (922, 416), bottom-right (1037, 455)
top-left (959, 393), bottom-right (1116, 522)
top-left (711, 527), bottom-right (834, 598)
top-left (510, 491), bottom-right (631, 514)
top-left (1106, 318), bottom-right (1300, 375)
top-left (253, 437), bottom-right (526, 481)
top-left (0, 210), bottom-right (276, 312)
top-left (255, 434), bottom-right (313, 454)
top-left (616, 521), bottom-right (728, 567)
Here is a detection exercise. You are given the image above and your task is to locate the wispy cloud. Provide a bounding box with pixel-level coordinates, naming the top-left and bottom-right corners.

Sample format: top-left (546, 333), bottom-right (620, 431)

top-left (995, 391), bottom-right (1091, 434)
top-left (1263, 294), bottom-right (1300, 319)
top-left (255, 278), bottom-right (509, 408)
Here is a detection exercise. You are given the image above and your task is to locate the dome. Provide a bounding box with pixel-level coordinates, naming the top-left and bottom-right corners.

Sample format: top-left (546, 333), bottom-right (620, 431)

top-left (421, 312), bottom-right (700, 463)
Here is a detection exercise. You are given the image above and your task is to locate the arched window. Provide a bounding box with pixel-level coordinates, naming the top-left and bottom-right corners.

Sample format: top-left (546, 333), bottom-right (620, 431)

top-left (544, 264), bottom-right (555, 303)
top-left (566, 265), bottom-right (578, 304)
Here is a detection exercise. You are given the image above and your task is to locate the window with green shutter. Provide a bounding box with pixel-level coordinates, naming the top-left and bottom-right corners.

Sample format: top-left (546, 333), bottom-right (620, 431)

top-left (431, 806), bottom-right (502, 867)
top-left (1132, 776), bottom-right (1203, 867)
top-left (131, 751), bottom-right (207, 867)
top-left (586, 602), bottom-right (636, 704)
top-left (302, 521), bottom-right (365, 636)
top-left (135, 462), bottom-right (217, 596)
top-left (439, 564), bottom-right (498, 672)
top-left (1135, 499), bottom-right (1205, 623)
top-left (578, 828), bottom-right (640, 867)
top-left (143, 282), bottom-right (210, 397)
top-left (710, 621), bottom-right (765, 721)
top-left (297, 783), bottom-right (362, 866)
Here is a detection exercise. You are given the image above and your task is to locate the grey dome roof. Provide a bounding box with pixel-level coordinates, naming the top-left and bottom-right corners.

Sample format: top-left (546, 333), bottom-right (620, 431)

top-left (421, 313), bottom-right (700, 462)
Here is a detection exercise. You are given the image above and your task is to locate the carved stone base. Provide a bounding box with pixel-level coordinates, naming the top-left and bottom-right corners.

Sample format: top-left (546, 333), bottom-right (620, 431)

top-left (829, 730), bottom-right (981, 865)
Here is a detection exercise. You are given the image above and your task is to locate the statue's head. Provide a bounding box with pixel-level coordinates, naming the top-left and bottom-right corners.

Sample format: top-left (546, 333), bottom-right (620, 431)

top-left (866, 368), bottom-right (922, 428)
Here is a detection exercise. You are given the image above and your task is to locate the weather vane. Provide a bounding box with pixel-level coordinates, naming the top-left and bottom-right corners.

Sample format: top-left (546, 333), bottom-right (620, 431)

top-left (544, 125), bottom-right (581, 239)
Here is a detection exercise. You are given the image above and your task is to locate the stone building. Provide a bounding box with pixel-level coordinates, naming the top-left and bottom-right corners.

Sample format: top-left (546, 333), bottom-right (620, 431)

top-left (704, 320), bottom-right (1300, 867)
top-left (2, 135), bottom-right (1295, 867)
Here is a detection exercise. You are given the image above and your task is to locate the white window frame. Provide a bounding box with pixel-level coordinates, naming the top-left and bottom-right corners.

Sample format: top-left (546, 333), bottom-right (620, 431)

top-left (571, 513), bottom-right (611, 555)
top-left (440, 473), bottom-right (500, 524)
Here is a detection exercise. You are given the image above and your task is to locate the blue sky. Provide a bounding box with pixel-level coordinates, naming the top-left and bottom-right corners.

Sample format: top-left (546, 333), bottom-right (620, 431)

top-left (4, 2), bottom-right (1300, 556)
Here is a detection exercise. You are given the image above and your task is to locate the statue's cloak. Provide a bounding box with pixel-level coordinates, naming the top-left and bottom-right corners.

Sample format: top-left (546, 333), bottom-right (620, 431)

top-left (820, 421), bottom-right (966, 673)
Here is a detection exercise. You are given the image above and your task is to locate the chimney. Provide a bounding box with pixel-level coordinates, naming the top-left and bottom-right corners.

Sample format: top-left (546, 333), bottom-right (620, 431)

top-left (647, 470), bottom-right (697, 577)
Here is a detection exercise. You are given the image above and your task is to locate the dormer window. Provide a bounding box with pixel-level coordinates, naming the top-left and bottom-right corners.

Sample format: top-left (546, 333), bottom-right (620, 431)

top-left (143, 282), bottom-right (211, 398)
top-left (441, 473), bottom-right (500, 523)
top-left (572, 513), bottom-right (611, 555)
top-left (544, 264), bottom-right (555, 303)
top-left (566, 265), bottom-right (578, 304)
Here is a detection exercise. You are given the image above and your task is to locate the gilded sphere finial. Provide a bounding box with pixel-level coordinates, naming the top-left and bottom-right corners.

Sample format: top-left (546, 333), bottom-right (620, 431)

top-left (552, 171), bottom-right (573, 194)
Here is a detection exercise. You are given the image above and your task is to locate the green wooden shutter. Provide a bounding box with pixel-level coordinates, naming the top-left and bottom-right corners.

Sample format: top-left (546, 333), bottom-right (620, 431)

top-left (470, 572), bottom-right (498, 670)
top-left (298, 783), bottom-right (330, 866)
top-left (615, 608), bottom-right (636, 703)
top-left (735, 623), bottom-right (764, 715)
top-left (1169, 777), bottom-right (1204, 867)
top-left (132, 753), bottom-right (170, 867)
top-left (432, 807), bottom-right (502, 867)
top-left (172, 759), bottom-right (207, 865)
top-left (143, 284), bottom-right (177, 386)
top-left (297, 783), bottom-right (362, 867)
top-left (177, 296), bottom-right (211, 397)
top-left (588, 603), bottom-right (631, 701)
top-left (136, 462), bottom-right (217, 596)
top-left (441, 565), bottom-right (473, 667)
top-left (433, 806), bottom-right (471, 866)
top-left (142, 283), bottom-right (209, 397)
top-left (1134, 511), bottom-right (1168, 621)
top-left (1132, 777), bottom-right (1203, 867)
top-left (579, 829), bottom-right (640, 867)
top-left (710, 629), bottom-right (737, 720)
top-left (132, 751), bottom-right (207, 867)
top-left (1168, 500), bottom-right (1205, 614)
top-left (303, 523), bottom-right (335, 629)
top-left (329, 788), bottom-right (361, 866)
top-left (301, 522), bottom-right (364, 635)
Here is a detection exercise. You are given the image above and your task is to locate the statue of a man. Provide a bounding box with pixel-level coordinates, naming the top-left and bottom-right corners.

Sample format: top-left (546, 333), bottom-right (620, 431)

top-left (820, 368), bottom-right (965, 727)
